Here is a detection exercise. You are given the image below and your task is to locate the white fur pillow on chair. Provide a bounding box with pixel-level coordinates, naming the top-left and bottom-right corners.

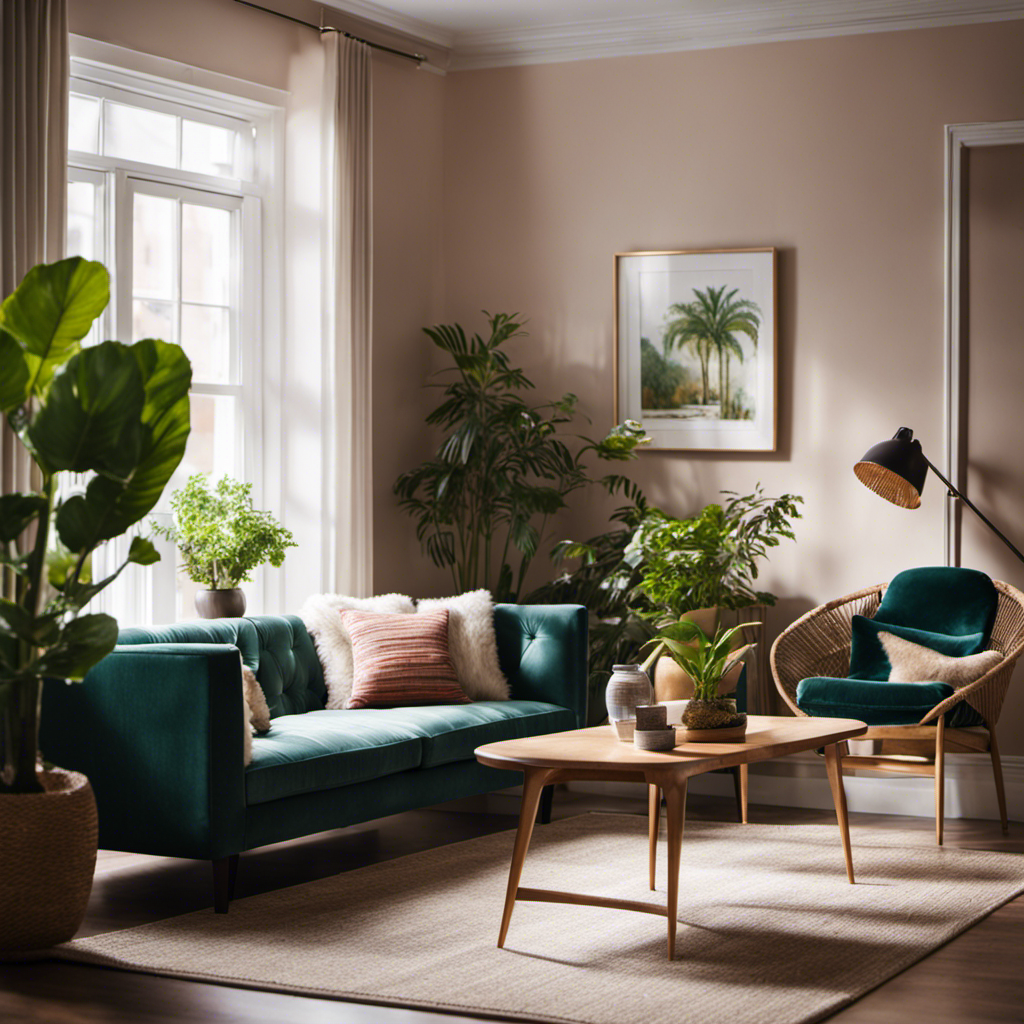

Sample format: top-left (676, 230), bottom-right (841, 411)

top-left (417, 589), bottom-right (509, 701)
top-left (299, 593), bottom-right (415, 708)
top-left (878, 631), bottom-right (1002, 687)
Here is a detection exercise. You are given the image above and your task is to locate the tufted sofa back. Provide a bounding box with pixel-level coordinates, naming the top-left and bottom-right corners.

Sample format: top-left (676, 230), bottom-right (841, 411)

top-left (118, 615), bottom-right (326, 719)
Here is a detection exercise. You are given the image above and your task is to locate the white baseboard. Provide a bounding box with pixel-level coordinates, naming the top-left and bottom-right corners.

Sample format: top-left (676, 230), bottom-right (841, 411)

top-left (566, 753), bottom-right (1024, 823)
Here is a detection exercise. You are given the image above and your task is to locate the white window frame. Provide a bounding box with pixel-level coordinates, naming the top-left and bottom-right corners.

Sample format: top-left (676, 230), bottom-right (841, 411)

top-left (67, 38), bottom-right (286, 622)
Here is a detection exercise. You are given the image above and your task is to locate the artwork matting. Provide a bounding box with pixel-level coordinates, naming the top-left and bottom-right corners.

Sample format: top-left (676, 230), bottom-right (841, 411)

top-left (614, 247), bottom-right (777, 452)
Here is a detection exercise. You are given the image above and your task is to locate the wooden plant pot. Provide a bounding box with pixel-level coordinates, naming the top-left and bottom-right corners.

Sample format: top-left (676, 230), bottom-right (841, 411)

top-left (0, 769), bottom-right (98, 954)
top-left (195, 587), bottom-right (246, 619)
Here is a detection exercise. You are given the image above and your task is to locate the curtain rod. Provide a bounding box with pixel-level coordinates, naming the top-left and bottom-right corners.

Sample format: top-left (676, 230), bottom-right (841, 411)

top-left (233, 0), bottom-right (427, 64)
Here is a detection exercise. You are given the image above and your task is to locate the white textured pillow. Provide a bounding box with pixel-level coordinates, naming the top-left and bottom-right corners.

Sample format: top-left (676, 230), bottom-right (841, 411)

top-left (879, 631), bottom-right (1002, 687)
top-left (299, 593), bottom-right (415, 708)
top-left (416, 589), bottom-right (509, 701)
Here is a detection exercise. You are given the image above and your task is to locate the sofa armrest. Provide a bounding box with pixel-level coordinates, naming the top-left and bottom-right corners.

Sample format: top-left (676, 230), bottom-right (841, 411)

top-left (494, 604), bottom-right (588, 727)
top-left (40, 643), bottom-right (246, 861)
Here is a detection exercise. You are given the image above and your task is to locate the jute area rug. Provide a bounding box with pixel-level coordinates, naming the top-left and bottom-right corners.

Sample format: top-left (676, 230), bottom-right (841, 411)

top-left (60, 814), bottom-right (1024, 1024)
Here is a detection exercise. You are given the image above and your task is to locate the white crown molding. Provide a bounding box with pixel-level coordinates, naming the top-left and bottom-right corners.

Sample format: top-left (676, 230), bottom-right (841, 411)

top-left (322, 0), bottom-right (1024, 72)
top-left (321, 0), bottom-right (455, 48)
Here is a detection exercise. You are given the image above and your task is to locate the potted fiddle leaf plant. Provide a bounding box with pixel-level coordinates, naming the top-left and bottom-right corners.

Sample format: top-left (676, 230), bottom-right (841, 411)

top-left (0, 256), bottom-right (191, 951)
top-left (154, 473), bottom-right (295, 618)
top-left (640, 620), bottom-right (758, 737)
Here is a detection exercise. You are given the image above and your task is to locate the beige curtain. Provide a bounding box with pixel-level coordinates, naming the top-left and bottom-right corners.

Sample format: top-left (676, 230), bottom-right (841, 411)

top-left (321, 34), bottom-right (373, 597)
top-left (0, 0), bottom-right (68, 502)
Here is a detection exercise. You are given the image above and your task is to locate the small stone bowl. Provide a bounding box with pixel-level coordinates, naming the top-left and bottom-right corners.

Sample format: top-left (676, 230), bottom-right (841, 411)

top-left (635, 704), bottom-right (668, 731)
top-left (634, 726), bottom-right (677, 751)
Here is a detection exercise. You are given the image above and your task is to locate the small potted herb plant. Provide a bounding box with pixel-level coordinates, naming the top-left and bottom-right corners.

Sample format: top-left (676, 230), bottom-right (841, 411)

top-left (640, 620), bottom-right (758, 737)
top-left (154, 474), bottom-right (296, 618)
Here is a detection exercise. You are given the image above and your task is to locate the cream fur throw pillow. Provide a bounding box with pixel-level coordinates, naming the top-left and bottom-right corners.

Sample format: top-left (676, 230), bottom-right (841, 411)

top-left (879, 631), bottom-right (1002, 687)
top-left (299, 592), bottom-right (415, 708)
top-left (242, 665), bottom-right (272, 733)
top-left (417, 589), bottom-right (509, 701)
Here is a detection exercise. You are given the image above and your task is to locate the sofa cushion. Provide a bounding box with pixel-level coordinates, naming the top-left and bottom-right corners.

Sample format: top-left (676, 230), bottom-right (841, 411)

top-left (795, 676), bottom-right (983, 727)
top-left (245, 711), bottom-right (424, 805)
top-left (247, 615), bottom-right (327, 718)
top-left (358, 701), bottom-right (576, 768)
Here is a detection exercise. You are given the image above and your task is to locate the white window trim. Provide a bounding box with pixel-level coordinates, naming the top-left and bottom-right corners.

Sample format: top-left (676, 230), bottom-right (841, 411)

top-left (68, 35), bottom-right (287, 618)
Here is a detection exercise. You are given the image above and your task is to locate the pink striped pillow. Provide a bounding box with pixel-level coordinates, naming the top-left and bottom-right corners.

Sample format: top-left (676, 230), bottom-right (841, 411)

top-left (340, 608), bottom-right (470, 709)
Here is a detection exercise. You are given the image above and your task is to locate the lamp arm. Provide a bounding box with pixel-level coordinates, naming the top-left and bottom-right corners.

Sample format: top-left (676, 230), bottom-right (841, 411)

top-left (924, 458), bottom-right (1024, 566)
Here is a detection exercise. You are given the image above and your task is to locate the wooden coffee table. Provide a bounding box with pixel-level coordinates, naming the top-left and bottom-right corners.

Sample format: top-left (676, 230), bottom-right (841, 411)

top-left (475, 715), bottom-right (868, 959)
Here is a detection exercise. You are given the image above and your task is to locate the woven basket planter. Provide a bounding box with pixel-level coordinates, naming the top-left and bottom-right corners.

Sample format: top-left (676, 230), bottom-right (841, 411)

top-left (0, 768), bottom-right (98, 954)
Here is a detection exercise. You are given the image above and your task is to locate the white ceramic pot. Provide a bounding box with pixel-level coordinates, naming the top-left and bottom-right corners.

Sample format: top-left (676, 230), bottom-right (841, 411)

top-left (605, 664), bottom-right (653, 724)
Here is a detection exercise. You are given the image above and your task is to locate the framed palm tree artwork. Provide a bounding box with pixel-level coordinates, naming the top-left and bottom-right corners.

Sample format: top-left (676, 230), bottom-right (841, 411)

top-left (615, 247), bottom-right (777, 451)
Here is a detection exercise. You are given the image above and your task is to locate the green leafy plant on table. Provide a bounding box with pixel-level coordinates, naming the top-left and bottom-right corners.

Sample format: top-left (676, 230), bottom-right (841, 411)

top-left (640, 618), bottom-right (759, 729)
top-left (394, 312), bottom-right (649, 603)
top-left (153, 474), bottom-right (296, 592)
top-left (0, 257), bottom-right (192, 794)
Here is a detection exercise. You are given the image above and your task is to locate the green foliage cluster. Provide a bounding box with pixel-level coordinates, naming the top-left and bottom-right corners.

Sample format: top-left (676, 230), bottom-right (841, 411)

top-left (640, 619), bottom-right (759, 701)
top-left (629, 487), bottom-right (803, 617)
top-left (0, 257), bottom-right (191, 793)
top-left (154, 474), bottom-right (296, 589)
top-left (394, 312), bottom-right (649, 603)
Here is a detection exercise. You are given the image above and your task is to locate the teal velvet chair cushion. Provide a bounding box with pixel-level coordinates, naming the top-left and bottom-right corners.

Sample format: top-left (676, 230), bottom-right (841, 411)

top-left (246, 711), bottom-right (424, 805)
top-left (848, 616), bottom-right (987, 681)
top-left (355, 701), bottom-right (576, 768)
top-left (875, 566), bottom-right (998, 637)
top-left (796, 676), bottom-right (983, 727)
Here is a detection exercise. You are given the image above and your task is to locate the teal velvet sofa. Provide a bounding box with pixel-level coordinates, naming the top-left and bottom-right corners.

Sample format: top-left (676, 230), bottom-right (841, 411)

top-left (40, 603), bottom-right (587, 911)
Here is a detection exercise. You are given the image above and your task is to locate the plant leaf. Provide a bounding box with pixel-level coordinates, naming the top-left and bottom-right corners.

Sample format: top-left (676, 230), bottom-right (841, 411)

top-left (0, 493), bottom-right (46, 544)
top-left (0, 257), bottom-right (109, 394)
top-left (0, 328), bottom-right (30, 412)
top-left (34, 613), bottom-right (119, 681)
top-left (128, 535), bottom-right (161, 566)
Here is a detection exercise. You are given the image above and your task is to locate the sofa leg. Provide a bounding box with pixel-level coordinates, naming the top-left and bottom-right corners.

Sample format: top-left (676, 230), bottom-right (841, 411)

top-left (537, 785), bottom-right (555, 825)
top-left (212, 854), bottom-right (239, 913)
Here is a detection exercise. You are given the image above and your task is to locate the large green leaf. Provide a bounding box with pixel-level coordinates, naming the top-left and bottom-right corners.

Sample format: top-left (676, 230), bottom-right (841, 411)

top-left (27, 341), bottom-right (144, 477)
top-left (0, 328), bottom-right (29, 412)
top-left (0, 493), bottom-right (46, 543)
top-left (0, 257), bottom-right (109, 394)
top-left (34, 613), bottom-right (119, 681)
top-left (55, 340), bottom-right (191, 553)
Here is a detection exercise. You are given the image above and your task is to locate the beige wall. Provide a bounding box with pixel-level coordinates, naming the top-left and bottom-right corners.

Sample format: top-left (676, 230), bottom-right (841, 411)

top-left (965, 143), bottom-right (1024, 751)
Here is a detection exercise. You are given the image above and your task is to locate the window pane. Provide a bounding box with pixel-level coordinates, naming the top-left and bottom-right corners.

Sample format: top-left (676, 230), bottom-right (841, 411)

top-left (67, 181), bottom-right (96, 261)
top-left (105, 102), bottom-right (177, 167)
top-left (176, 395), bottom-right (238, 482)
top-left (181, 304), bottom-right (230, 383)
top-left (181, 204), bottom-right (231, 305)
top-left (133, 298), bottom-right (175, 345)
top-left (132, 193), bottom-right (176, 300)
top-left (68, 95), bottom-right (100, 153)
top-left (181, 120), bottom-right (237, 178)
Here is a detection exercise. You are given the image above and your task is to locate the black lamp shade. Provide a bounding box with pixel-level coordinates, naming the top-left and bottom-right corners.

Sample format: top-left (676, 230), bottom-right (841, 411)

top-left (853, 427), bottom-right (928, 509)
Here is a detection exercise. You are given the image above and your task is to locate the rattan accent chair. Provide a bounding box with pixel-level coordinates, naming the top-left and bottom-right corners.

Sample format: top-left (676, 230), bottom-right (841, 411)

top-left (771, 579), bottom-right (1024, 843)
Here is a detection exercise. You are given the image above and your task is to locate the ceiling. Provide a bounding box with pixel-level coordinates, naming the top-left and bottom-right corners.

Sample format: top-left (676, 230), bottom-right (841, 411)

top-left (322, 0), bottom-right (1024, 69)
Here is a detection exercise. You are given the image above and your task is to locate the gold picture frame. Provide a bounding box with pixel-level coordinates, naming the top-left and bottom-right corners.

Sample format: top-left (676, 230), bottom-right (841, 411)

top-left (614, 247), bottom-right (778, 452)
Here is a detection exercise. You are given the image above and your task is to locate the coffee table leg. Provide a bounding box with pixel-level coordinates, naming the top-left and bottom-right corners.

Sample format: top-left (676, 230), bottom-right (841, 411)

top-left (498, 767), bottom-right (554, 948)
top-left (663, 779), bottom-right (688, 960)
top-left (823, 742), bottom-right (855, 884)
top-left (648, 784), bottom-right (660, 890)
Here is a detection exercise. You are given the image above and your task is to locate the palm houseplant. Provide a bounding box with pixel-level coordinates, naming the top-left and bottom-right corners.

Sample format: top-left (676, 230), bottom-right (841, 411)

top-left (0, 257), bottom-right (191, 950)
top-left (640, 619), bottom-right (758, 737)
top-left (627, 486), bottom-right (802, 702)
top-left (154, 473), bottom-right (296, 618)
top-left (395, 312), bottom-right (649, 603)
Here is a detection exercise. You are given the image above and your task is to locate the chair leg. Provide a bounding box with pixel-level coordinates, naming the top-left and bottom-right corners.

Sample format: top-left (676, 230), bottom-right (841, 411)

top-left (989, 726), bottom-right (1009, 836)
top-left (935, 716), bottom-right (945, 846)
top-left (212, 854), bottom-right (239, 914)
top-left (537, 784), bottom-right (555, 825)
top-left (731, 765), bottom-right (748, 823)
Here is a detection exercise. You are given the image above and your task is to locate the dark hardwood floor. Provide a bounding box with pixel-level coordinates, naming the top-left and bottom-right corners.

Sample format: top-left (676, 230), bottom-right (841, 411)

top-left (1, 789), bottom-right (1021, 1024)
